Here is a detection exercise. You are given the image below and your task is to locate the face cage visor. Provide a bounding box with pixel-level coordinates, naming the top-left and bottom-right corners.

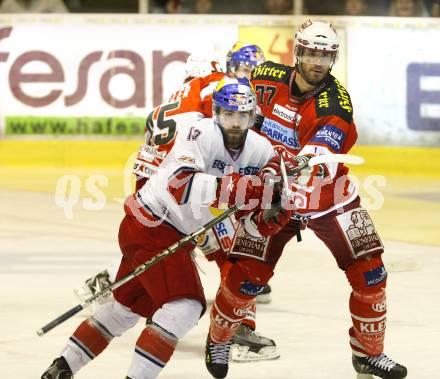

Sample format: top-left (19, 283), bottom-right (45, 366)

top-left (295, 46), bottom-right (338, 68)
top-left (227, 61), bottom-right (260, 79)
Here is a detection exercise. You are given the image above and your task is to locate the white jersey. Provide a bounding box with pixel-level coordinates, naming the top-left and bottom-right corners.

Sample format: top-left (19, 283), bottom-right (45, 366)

top-left (136, 118), bottom-right (275, 235)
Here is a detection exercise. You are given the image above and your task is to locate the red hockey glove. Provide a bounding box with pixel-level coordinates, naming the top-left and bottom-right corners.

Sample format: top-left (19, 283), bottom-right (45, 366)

top-left (282, 154), bottom-right (330, 191)
top-left (258, 155), bottom-right (282, 178)
top-left (213, 173), bottom-right (263, 210)
top-left (250, 204), bottom-right (293, 237)
top-left (256, 155), bottom-right (284, 207)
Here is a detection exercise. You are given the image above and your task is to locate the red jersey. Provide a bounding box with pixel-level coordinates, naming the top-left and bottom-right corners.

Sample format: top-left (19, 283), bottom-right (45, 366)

top-left (133, 71), bottom-right (224, 181)
top-left (251, 60), bottom-right (358, 217)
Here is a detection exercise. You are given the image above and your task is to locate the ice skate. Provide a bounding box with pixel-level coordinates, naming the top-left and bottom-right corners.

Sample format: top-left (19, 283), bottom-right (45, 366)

top-left (205, 335), bottom-right (231, 379)
top-left (41, 357), bottom-right (73, 379)
top-left (256, 284), bottom-right (272, 304)
top-left (230, 324), bottom-right (280, 362)
top-left (352, 353), bottom-right (407, 379)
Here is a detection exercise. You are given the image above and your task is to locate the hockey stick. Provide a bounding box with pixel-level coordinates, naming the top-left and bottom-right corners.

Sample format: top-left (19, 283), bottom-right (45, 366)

top-left (279, 155), bottom-right (292, 201)
top-left (279, 155), bottom-right (290, 188)
top-left (36, 205), bottom-right (240, 336)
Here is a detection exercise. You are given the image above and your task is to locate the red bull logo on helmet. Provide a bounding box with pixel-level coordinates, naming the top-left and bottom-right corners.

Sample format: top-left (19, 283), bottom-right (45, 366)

top-left (228, 93), bottom-right (248, 107)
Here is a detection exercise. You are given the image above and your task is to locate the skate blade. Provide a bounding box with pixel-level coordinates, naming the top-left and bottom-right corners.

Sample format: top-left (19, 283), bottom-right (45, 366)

top-left (356, 374), bottom-right (374, 379)
top-left (230, 344), bottom-right (280, 362)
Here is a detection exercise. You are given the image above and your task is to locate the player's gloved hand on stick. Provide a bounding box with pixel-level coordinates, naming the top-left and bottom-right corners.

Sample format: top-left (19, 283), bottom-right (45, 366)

top-left (282, 154), bottom-right (329, 190)
top-left (250, 203), bottom-right (293, 237)
top-left (258, 155), bottom-right (282, 178)
top-left (213, 173), bottom-right (263, 210)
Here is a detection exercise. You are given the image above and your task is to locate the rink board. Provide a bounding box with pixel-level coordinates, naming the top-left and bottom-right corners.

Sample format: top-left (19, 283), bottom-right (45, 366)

top-left (1, 140), bottom-right (440, 175)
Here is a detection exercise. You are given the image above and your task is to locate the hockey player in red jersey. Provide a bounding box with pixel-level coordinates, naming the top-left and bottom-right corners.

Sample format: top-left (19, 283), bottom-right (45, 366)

top-left (205, 20), bottom-right (407, 379)
top-left (41, 78), bottom-right (291, 379)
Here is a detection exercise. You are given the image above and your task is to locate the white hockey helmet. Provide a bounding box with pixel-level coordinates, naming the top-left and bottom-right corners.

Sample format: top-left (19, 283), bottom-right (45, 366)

top-left (184, 54), bottom-right (223, 82)
top-left (295, 19), bottom-right (339, 52)
top-left (294, 19), bottom-right (339, 68)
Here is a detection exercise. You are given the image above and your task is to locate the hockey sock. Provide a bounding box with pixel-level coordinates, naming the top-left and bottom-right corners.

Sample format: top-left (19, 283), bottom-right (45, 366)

top-left (62, 317), bottom-right (113, 373)
top-left (210, 260), bottom-right (273, 343)
top-left (346, 254), bottom-right (387, 356)
top-left (219, 259), bottom-right (233, 282)
top-left (210, 284), bottom-right (251, 343)
top-left (127, 324), bottom-right (178, 379)
top-left (240, 299), bottom-right (256, 330)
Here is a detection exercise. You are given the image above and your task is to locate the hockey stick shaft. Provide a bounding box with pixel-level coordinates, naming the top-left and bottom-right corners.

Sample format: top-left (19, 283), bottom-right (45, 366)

top-left (279, 155), bottom-right (290, 189)
top-left (37, 205), bottom-right (239, 336)
top-left (278, 155), bottom-right (295, 202)
top-left (37, 305), bottom-right (84, 336)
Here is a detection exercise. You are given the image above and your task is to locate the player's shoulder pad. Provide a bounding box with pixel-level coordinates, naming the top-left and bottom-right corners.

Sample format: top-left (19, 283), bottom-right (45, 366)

top-left (315, 75), bottom-right (353, 124)
top-left (251, 61), bottom-right (293, 84)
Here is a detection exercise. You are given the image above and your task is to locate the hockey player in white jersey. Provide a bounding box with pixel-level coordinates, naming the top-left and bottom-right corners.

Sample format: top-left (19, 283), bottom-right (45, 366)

top-left (74, 45), bottom-right (279, 362)
top-left (75, 46), bottom-right (263, 303)
top-left (137, 46), bottom-right (278, 361)
top-left (41, 77), bottom-right (292, 379)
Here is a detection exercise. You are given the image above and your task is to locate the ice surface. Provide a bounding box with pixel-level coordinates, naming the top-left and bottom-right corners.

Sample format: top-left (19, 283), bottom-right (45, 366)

top-left (0, 189), bottom-right (438, 378)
